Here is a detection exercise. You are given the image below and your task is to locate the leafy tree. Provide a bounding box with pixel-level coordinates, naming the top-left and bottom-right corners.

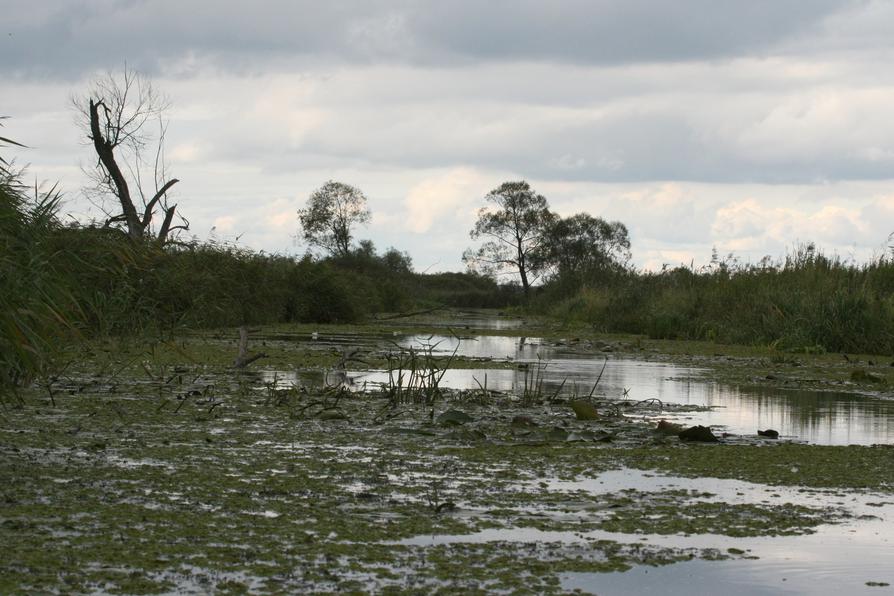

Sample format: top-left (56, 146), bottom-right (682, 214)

top-left (382, 247), bottom-right (413, 274)
top-left (74, 66), bottom-right (185, 243)
top-left (540, 213), bottom-right (631, 282)
top-left (463, 180), bottom-right (556, 297)
top-left (298, 180), bottom-right (370, 257)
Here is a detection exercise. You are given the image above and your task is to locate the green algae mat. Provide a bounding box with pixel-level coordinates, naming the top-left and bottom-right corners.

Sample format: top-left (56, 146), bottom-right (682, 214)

top-left (2, 335), bottom-right (893, 594)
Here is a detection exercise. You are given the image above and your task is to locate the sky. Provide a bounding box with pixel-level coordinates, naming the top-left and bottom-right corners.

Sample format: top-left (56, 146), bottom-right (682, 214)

top-left (4, 0), bottom-right (894, 272)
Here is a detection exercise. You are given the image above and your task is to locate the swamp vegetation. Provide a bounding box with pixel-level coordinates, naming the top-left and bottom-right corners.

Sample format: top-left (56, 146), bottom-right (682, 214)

top-left (3, 126), bottom-right (894, 594)
top-left (2, 313), bottom-right (894, 594)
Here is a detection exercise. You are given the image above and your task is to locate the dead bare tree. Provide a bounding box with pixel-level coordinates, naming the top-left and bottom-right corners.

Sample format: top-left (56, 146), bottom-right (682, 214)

top-left (233, 327), bottom-right (267, 368)
top-left (74, 66), bottom-right (187, 243)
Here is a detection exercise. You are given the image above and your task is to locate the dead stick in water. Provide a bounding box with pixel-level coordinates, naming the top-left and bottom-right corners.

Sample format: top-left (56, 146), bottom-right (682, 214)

top-left (233, 326), bottom-right (267, 368)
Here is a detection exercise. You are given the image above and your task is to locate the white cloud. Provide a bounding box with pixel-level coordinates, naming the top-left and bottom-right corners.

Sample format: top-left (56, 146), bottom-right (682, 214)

top-left (264, 198), bottom-right (298, 230)
top-left (403, 167), bottom-right (495, 233)
top-left (168, 142), bottom-right (203, 163)
top-left (807, 205), bottom-right (862, 244)
top-left (710, 197), bottom-right (873, 258)
top-left (6, 1), bottom-right (894, 273)
top-left (212, 215), bottom-right (236, 232)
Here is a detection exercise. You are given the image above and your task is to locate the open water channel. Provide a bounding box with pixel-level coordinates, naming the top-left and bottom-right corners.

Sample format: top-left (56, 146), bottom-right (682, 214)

top-left (255, 319), bottom-right (894, 594)
top-left (388, 332), bottom-right (894, 594)
top-left (270, 331), bottom-right (894, 446)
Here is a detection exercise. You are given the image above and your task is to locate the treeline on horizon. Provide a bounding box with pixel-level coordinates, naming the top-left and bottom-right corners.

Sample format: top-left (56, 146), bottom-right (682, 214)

top-left (5, 128), bottom-right (894, 392)
top-left (6, 161), bottom-right (894, 392)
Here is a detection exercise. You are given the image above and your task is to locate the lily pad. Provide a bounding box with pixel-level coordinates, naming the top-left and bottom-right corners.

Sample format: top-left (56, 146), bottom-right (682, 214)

top-left (511, 415), bottom-right (538, 428)
top-left (546, 426), bottom-right (570, 441)
top-left (317, 409), bottom-right (348, 421)
top-left (679, 425), bottom-right (719, 442)
top-left (436, 409), bottom-right (474, 426)
top-left (570, 400), bottom-right (599, 420)
top-left (447, 428), bottom-right (488, 442)
top-left (851, 369), bottom-right (886, 384)
top-left (655, 419), bottom-right (684, 435)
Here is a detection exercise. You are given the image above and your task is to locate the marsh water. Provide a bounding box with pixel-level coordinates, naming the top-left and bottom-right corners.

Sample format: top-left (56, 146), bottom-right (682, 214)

top-left (8, 314), bottom-right (894, 594)
top-left (246, 319), bottom-right (894, 592)
top-left (268, 331), bottom-right (894, 446)
top-left (400, 469), bottom-right (894, 594)
top-left (557, 473), bottom-right (894, 595)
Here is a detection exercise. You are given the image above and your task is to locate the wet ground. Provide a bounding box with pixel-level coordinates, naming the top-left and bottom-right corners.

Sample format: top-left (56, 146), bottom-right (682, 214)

top-left (262, 328), bottom-right (894, 446)
top-left (2, 310), bottom-right (893, 594)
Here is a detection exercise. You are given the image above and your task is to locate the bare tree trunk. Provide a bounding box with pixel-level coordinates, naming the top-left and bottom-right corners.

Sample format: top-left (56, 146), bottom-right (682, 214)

top-left (88, 98), bottom-right (180, 243)
top-left (517, 243), bottom-right (530, 297)
top-left (156, 203), bottom-right (178, 244)
top-left (233, 327), bottom-right (267, 368)
top-left (89, 99), bottom-right (142, 240)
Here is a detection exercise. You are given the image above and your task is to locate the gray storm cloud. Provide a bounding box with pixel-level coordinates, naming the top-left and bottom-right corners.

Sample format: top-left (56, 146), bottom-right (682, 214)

top-left (3, 0), bottom-right (894, 270)
top-left (2, 0), bottom-right (858, 78)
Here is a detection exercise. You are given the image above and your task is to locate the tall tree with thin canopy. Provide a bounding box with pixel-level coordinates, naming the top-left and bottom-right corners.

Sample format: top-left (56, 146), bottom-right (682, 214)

top-left (463, 180), bottom-right (556, 297)
top-left (298, 180), bottom-right (371, 257)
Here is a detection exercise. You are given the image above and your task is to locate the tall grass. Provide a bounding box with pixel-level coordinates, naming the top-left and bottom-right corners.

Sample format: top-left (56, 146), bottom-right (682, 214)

top-left (14, 222), bottom-right (515, 340)
top-left (1, 150), bottom-right (77, 389)
top-left (538, 245), bottom-right (894, 355)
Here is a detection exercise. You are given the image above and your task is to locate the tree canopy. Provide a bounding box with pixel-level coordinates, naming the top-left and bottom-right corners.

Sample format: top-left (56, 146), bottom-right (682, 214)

top-left (298, 180), bottom-right (371, 257)
top-left (540, 213), bottom-right (631, 282)
top-left (463, 180), bottom-right (555, 297)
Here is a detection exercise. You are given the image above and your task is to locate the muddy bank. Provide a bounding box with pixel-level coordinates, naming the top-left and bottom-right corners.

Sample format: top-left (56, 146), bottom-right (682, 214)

top-left (2, 314), bottom-right (893, 593)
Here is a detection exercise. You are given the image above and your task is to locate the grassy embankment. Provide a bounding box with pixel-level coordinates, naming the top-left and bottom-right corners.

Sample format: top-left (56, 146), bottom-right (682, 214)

top-left (536, 246), bottom-right (894, 357)
top-left (0, 141), bottom-right (510, 395)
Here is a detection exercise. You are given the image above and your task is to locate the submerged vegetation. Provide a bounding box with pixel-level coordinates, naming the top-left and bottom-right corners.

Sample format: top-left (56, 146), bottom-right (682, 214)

top-left (2, 325), bottom-right (892, 593)
top-left (4, 69), bottom-right (894, 592)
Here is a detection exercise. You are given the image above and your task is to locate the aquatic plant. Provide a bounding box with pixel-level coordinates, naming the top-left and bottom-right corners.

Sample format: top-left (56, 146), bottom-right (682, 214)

top-left (520, 355), bottom-right (566, 406)
top-left (0, 124), bottom-right (78, 396)
top-left (380, 338), bottom-right (458, 405)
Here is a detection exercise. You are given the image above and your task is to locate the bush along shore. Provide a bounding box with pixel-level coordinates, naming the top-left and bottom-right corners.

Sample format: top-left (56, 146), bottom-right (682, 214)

top-left (534, 245), bottom-right (894, 357)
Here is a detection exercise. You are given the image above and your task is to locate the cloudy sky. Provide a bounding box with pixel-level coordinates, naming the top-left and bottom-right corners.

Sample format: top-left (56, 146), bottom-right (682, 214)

top-left (4, 0), bottom-right (894, 271)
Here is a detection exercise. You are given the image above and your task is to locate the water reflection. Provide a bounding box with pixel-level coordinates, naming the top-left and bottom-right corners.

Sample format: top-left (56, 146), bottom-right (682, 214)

top-left (390, 334), bottom-right (894, 446)
top-left (383, 310), bottom-right (524, 331)
top-left (398, 469), bottom-right (894, 594)
top-left (393, 334), bottom-right (548, 360)
top-left (262, 333), bottom-right (894, 446)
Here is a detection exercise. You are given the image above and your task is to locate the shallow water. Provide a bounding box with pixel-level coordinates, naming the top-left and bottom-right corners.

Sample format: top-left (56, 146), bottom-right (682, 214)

top-left (266, 331), bottom-right (894, 445)
top-left (562, 520), bottom-right (894, 595)
top-left (563, 551), bottom-right (893, 596)
top-left (399, 469), bottom-right (894, 595)
top-left (383, 334), bottom-right (894, 445)
top-left (379, 309), bottom-right (525, 331)
top-left (12, 324), bottom-right (894, 594)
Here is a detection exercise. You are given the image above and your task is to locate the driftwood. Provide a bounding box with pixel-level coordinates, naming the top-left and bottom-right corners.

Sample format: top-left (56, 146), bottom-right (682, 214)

top-left (233, 327), bottom-right (267, 368)
top-left (88, 98), bottom-right (182, 242)
top-left (336, 348), bottom-right (369, 370)
top-left (373, 306), bottom-right (444, 321)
